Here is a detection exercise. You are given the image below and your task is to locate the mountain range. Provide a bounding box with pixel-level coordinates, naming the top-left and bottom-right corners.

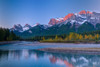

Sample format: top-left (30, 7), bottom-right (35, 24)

top-left (11, 10), bottom-right (100, 38)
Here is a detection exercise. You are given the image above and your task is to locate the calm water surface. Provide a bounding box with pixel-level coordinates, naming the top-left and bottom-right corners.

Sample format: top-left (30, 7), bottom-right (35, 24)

top-left (0, 41), bottom-right (100, 67)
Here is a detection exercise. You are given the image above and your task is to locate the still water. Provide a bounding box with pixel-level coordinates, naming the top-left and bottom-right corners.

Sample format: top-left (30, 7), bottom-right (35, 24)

top-left (0, 41), bottom-right (100, 67)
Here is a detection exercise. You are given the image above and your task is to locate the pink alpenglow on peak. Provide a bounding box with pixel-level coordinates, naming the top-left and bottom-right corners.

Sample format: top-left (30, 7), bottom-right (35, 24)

top-left (79, 10), bottom-right (92, 15)
top-left (49, 13), bottom-right (75, 25)
top-left (48, 10), bottom-right (94, 25)
top-left (87, 11), bottom-right (92, 14)
top-left (79, 10), bottom-right (87, 14)
top-left (63, 13), bottom-right (74, 21)
top-left (48, 18), bottom-right (59, 25)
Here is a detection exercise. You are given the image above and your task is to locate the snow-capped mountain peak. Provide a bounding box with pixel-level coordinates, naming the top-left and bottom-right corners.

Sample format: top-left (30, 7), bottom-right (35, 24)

top-left (48, 10), bottom-right (100, 26)
top-left (11, 24), bottom-right (32, 32)
top-left (23, 24), bottom-right (32, 31)
top-left (11, 24), bottom-right (23, 32)
top-left (79, 10), bottom-right (92, 15)
top-left (32, 23), bottom-right (40, 27)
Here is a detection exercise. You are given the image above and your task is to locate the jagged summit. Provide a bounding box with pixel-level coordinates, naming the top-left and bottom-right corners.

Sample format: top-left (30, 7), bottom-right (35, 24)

top-left (79, 10), bottom-right (92, 14)
top-left (10, 10), bottom-right (100, 38)
top-left (48, 10), bottom-right (100, 25)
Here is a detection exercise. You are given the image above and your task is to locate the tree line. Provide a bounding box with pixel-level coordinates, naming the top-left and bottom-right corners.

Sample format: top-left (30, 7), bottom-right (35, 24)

top-left (40, 32), bottom-right (100, 42)
top-left (0, 28), bottom-right (20, 41)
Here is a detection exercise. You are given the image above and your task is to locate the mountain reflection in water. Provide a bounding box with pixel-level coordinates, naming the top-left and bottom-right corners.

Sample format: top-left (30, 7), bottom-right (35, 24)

top-left (0, 50), bottom-right (100, 67)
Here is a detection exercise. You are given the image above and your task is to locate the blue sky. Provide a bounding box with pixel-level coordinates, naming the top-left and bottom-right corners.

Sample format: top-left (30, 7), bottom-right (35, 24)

top-left (0, 0), bottom-right (100, 28)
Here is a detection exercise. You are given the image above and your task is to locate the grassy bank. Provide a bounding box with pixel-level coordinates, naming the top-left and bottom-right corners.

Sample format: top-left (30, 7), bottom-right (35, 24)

top-left (40, 40), bottom-right (100, 44)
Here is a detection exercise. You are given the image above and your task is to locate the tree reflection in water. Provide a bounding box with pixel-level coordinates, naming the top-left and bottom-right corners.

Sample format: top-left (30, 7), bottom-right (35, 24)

top-left (0, 50), bottom-right (100, 67)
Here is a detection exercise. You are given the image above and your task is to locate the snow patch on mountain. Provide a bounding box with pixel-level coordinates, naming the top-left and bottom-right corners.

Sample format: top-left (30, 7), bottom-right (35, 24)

top-left (55, 18), bottom-right (63, 21)
top-left (29, 30), bottom-right (32, 33)
top-left (70, 20), bottom-right (76, 24)
top-left (23, 27), bottom-right (30, 31)
top-left (78, 20), bottom-right (87, 24)
top-left (32, 23), bottom-right (40, 27)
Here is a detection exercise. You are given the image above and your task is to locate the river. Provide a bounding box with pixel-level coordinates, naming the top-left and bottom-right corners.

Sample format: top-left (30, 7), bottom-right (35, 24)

top-left (0, 41), bottom-right (100, 67)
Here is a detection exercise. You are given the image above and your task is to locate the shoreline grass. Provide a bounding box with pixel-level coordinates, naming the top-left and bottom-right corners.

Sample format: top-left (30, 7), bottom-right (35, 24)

top-left (40, 40), bottom-right (100, 44)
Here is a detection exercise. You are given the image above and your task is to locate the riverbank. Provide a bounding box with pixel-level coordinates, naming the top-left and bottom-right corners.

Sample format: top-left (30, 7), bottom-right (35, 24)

top-left (40, 40), bottom-right (100, 44)
top-left (0, 41), bottom-right (21, 45)
top-left (37, 48), bottom-right (100, 55)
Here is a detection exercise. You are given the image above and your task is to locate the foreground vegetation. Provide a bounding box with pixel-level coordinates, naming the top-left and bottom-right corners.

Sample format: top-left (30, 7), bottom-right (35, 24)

top-left (0, 28), bottom-right (20, 41)
top-left (40, 32), bottom-right (100, 43)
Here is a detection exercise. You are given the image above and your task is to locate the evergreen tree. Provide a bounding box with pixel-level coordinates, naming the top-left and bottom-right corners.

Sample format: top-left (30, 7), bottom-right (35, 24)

top-left (0, 28), bottom-right (19, 41)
